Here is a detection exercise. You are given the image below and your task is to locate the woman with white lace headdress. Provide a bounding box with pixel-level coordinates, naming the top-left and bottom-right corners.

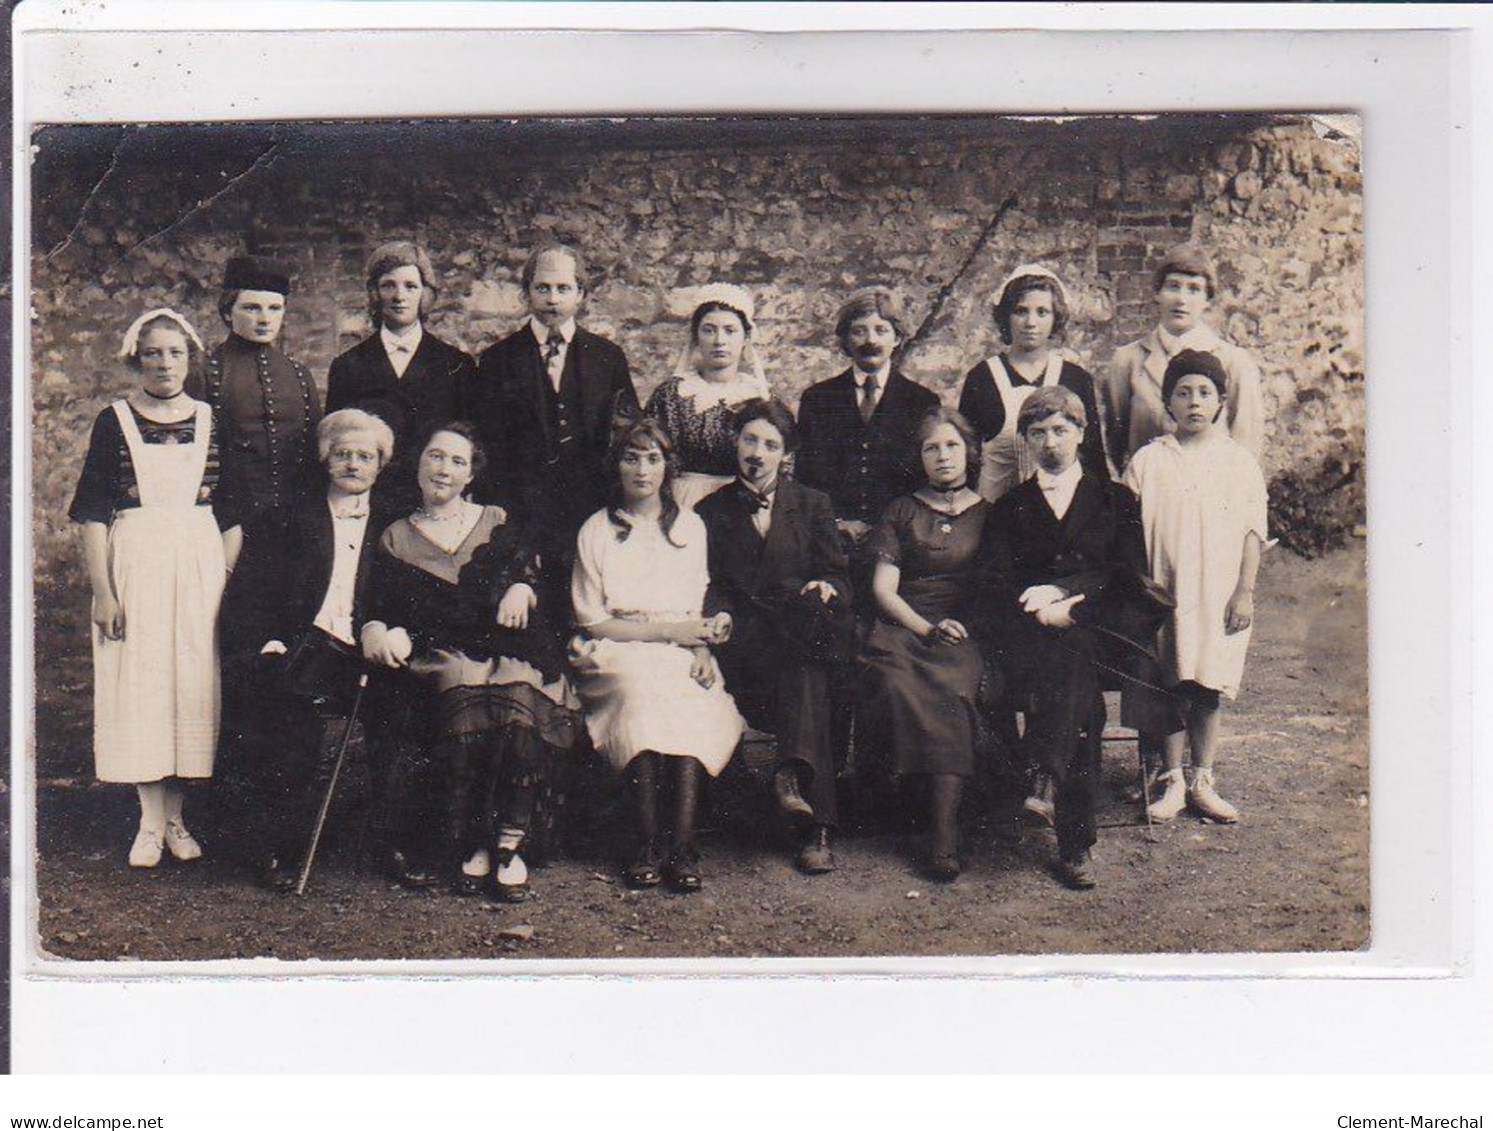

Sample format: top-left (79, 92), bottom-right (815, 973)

top-left (643, 283), bottom-right (773, 511)
top-left (69, 308), bottom-right (244, 868)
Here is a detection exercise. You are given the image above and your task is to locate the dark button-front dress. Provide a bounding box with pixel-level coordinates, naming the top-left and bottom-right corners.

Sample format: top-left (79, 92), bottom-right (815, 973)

top-left (860, 494), bottom-right (992, 778)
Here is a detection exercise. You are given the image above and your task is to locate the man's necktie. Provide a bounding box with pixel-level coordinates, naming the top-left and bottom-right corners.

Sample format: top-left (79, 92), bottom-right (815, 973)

top-left (860, 375), bottom-right (879, 425)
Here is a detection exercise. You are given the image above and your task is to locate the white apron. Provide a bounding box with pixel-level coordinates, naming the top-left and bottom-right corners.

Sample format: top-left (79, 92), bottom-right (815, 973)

top-left (976, 352), bottom-right (1064, 503)
top-left (92, 401), bottom-right (226, 783)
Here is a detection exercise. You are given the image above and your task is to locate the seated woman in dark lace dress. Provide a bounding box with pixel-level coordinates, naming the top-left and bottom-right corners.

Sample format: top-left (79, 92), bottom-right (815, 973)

top-left (361, 421), bottom-right (579, 902)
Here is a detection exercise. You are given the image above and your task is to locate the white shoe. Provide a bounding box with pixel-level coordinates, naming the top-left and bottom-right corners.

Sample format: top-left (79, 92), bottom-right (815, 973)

top-left (163, 820), bottom-right (202, 862)
top-left (1188, 767), bottom-right (1240, 823)
top-left (1022, 772), bottom-right (1056, 827)
top-left (1146, 768), bottom-right (1188, 822)
top-left (129, 829), bottom-right (164, 869)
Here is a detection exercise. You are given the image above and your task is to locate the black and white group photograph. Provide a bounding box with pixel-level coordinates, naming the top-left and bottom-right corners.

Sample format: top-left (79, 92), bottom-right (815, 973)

top-left (27, 109), bottom-right (1368, 962)
top-left (8, 0), bottom-right (1488, 1098)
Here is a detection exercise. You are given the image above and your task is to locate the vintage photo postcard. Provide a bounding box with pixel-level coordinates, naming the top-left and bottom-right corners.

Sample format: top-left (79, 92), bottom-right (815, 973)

top-left (8, 2), bottom-right (1479, 1081)
top-left (27, 110), bottom-right (1368, 963)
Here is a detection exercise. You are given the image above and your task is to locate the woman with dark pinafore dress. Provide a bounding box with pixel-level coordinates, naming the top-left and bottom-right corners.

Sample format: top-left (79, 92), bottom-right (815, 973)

top-left (860, 406), bottom-right (992, 883)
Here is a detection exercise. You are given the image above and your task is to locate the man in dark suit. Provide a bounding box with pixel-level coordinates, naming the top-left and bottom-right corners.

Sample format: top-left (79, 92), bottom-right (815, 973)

top-left (698, 400), bottom-right (853, 873)
top-left (467, 242), bottom-right (640, 618)
top-left (980, 386), bottom-right (1167, 891)
top-left (795, 287), bottom-right (940, 564)
top-left (326, 241), bottom-right (476, 511)
top-left (221, 408), bottom-right (436, 891)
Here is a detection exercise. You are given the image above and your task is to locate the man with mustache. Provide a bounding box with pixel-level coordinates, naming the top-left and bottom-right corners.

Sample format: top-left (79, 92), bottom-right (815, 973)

top-left (698, 399), bottom-right (853, 873)
top-left (795, 288), bottom-right (939, 605)
top-left (219, 409), bottom-right (417, 889)
top-left (467, 242), bottom-right (640, 618)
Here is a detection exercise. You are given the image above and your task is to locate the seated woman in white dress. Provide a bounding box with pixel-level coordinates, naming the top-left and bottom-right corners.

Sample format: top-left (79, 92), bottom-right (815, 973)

top-left (570, 419), bottom-right (743, 893)
top-left (643, 283), bottom-right (772, 511)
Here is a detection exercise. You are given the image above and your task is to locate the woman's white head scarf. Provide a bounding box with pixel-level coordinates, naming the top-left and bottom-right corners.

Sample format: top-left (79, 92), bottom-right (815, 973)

top-left (990, 263), bottom-right (1067, 311)
top-left (118, 307), bottom-right (205, 360)
top-left (669, 283), bottom-right (771, 401)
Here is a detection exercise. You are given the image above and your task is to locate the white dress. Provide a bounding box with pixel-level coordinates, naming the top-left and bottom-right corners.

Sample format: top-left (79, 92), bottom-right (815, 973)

top-left (1124, 431), bottom-right (1268, 699)
top-left (569, 507), bottom-right (744, 775)
top-left (93, 401), bottom-right (226, 782)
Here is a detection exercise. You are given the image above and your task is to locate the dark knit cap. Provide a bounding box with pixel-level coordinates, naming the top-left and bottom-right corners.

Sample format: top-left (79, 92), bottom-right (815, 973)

top-left (222, 255), bottom-right (292, 295)
top-left (1162, 349), bottom-right (1228, 402)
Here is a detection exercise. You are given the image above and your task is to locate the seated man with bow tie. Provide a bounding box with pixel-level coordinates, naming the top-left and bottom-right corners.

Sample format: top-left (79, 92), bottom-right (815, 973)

top-left (978, 386), bottom-right (1168, 891)
top-left (220, 409), bottom-right (419, 891)
top-left (467, 241), bottom-right (640, 620)
top-left (326, 241), bottom-right (476, 512)
top-left (698, 399), bottom-right (854, 874)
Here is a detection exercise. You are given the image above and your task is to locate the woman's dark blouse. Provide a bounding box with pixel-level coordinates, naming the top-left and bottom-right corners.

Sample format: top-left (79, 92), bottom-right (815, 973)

top-left (957, 356), bottom-right (1109, 480)
top-left (868, 494), bottom-right (993, 625)
top-left (366, 507), bottom-right (568, 683)
top-left (644, 376), bottom-right (751, 477)
top-left (68, 403), bottom-right (240, 531)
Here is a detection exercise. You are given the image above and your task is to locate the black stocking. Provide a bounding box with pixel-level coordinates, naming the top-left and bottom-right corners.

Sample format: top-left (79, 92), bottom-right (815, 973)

top-left (928, 773), bottom-right (964, 859)
top-left (672, 756), bottom-right (704, 857)
top-left (630, 752), bottom-right (661, 852)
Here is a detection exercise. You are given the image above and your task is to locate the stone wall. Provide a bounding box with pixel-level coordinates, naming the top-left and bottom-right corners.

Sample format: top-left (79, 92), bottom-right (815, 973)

top-left (30, 113), bottom-right (1363, 585)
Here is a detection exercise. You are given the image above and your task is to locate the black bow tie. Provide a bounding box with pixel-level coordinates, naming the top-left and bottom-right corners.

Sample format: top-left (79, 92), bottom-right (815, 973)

top-left (742, 487), bottom-right (772, 511)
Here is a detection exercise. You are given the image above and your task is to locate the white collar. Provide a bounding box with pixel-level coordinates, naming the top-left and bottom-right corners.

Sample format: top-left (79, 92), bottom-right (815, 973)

top-left (529, 317), bottom-right (576, 346)
top-left (674, 370), bottom-right (772, 410)
top-left (327, 491), bottom-right (371, 520)
top-left (852, 362), bottom-right (891, 389)
top-left (381, 323), bottom-right (423, 352)
top-left (1155, 323), bottom-right (1220, 355)
top-left (1034, 460), bottom-right (1083, 493)
top-left (738, 476), bottom-right (777, 498)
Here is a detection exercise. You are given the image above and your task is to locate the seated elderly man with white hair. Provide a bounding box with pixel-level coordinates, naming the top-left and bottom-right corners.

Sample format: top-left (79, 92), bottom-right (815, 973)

top-left (219, 407), bottom-right (401, 892)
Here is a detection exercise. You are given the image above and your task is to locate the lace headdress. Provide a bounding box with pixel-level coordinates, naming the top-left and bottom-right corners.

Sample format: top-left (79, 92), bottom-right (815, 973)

top-left (119, 307), bottom-right (205, 360)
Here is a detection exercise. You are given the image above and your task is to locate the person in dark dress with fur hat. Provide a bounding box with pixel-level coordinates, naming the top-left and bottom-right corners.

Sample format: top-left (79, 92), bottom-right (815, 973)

top-left (191, 255), bottom-right (323, 534)
top-left (697, 399), bottom-right (853, 874)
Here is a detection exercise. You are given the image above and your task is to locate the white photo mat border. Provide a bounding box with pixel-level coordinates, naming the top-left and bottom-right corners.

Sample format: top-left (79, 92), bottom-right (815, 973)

top-left (9, 2), bottom-right (1479, 1074)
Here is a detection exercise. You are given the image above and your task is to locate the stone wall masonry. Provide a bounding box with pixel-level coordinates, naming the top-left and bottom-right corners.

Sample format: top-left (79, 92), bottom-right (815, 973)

top-left (30, 114), bottom-right (1363, 585)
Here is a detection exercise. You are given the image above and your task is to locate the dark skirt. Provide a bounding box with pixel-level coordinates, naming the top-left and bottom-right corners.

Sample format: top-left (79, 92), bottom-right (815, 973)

top-left (860, 619), bottom-right (985, 777)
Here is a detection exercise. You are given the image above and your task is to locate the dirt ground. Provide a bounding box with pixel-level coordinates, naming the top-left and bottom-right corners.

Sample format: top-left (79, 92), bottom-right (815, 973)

top-left (29, 543), bottom-right (1369, 962)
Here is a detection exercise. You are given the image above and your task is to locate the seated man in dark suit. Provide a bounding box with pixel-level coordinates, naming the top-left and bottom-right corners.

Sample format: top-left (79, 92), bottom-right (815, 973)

top-left (467, 241), bottom-right (640, 619)
top-left (326, 241), bottom-right (476, 511)
top-left (698, 400), bottom-right (853, 874)
top-left (980, 386), bottom-right (1167, 890)
top-left (222, 408), bottom-right (434, 890)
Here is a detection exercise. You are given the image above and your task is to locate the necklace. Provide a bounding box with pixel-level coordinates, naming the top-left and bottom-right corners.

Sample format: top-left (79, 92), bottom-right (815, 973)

top-left (415, 504), bottom-right (467, 524)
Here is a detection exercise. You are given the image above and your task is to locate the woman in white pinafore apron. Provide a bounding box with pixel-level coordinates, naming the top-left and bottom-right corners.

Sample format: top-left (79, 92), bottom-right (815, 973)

top-left (956, 264), bottom-right (1108, 503)
top-left (68, 309), bottom-right (244, 868)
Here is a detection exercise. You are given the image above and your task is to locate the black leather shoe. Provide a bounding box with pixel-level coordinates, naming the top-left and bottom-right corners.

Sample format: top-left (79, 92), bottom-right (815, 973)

top-left (490, 846), bottom-right (532, 904)
top-left (258, 857), bottom-right (298, 893)
top-left (1056, 851), bottom-right (1097, 890)
top-left (381, 848), bottom-right (440, 890)
top-left (623, 844), bottom-right (663, 890)
top-left (452, 872), bottom-right (485, 898)
top-left (772, 765), bottom-right (815, 825)
top-left (926, 852), bottom-right (962, 883)
top-left (796, 825), bottom-right (836, 875)
top-left (663, 849), bottom-right (703, 894)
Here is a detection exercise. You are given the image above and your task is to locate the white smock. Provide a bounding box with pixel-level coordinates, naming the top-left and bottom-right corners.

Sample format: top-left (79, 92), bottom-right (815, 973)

top-left (976, 351), bottom-right (1064, 503)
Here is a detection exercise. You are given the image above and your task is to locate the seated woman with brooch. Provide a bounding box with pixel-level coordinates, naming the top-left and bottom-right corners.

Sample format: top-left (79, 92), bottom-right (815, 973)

top-left (361, 421), bottom-right (580, 902)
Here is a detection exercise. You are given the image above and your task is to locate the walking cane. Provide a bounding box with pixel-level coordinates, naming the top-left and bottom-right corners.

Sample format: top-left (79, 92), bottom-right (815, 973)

top-left (296, 672), bottom-right (369, 896)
